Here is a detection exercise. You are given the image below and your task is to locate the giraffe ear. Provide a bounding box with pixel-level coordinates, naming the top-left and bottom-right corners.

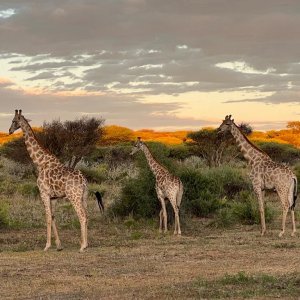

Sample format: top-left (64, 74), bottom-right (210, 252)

top-left (232, 119), bottom-right (234, 122)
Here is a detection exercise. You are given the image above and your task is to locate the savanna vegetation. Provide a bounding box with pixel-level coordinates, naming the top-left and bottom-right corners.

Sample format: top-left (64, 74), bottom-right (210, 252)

top-left (1, 118), bottom-right (300, 299)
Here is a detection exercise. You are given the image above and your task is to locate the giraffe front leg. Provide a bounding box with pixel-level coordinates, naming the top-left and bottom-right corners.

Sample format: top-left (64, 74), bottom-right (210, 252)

top-left (41, 194), bottom-right (52, 251)
top-left (50, 200), bottom-right (63, 251)
top-left (253, 186), bottom-right (266, 236)
top-left (156, 187), bottom-right (168, 233)
top-left (160, 200), bottom-right (168, 234)
top-left (159, 209), bottom-right (163, 233)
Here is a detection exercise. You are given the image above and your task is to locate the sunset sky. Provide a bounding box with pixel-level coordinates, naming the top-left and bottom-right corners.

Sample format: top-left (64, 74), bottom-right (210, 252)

top-left (0, 0), bottom-right (300, 132)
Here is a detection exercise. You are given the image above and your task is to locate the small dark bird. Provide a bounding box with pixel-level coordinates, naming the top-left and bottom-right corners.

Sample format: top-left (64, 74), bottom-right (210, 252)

top-left (95, 191), bottom-right (104, 213)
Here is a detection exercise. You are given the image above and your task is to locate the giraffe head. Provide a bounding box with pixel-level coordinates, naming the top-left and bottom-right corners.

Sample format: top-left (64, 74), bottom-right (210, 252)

top-left (9, 109), bottom-right (23, 135)
top-left (218, 115), bottom-right (234, 133)
top-left (9, 109), bottom-right (31, 135)
top-left (130, 137), bottom-right (144, 155)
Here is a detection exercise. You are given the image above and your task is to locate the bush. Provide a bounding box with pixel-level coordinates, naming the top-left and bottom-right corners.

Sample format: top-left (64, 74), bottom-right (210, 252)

top-left (79, 164), bottom-right (107, 183)
top-left (180, 166), bottom-right (251, 217)
top-left (0, 201), bottom-right (10, 228)
top-left (213, 191), bottom-right (275, 227)
top-left (169, 144), bottom-right (191, 160)
top-left (256, 142), bottom-right (300, 164)
top-left (17, 183), bottom-right (39, 198)
top-left (108, 169), bottom-right (159, 218)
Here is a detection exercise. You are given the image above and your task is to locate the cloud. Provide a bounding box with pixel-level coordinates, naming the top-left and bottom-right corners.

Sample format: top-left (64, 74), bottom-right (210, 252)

top-left (225, 90), bottom-right (300, 104)
top-left (0, 0), bottom-right (299, 129)
top-left (0, 80), bottom-right (214, 131)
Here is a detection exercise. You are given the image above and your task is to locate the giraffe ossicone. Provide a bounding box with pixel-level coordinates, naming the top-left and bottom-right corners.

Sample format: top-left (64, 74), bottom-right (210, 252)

top-left (9, 109), bottom-right (89, 252)
top-left (130, 138), bottom-right (183, 235)
top-left (219, 115), bottom-right (298, 237)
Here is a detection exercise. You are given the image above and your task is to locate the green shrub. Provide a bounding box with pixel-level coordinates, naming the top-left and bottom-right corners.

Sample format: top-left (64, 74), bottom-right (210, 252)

top-left (213, 191), bottom-right (275, 227)
top-left (169, 144), bottom-right (191, 160)
top-left (257, 142), bottom-right (300, 164)
top-left (79, 164), bottom-right (107, 183)
top-left (108, 169), bottom-right (159, 218)
top-left (0, 179), bottom-right (17, 195)
top-left (0, 201), bottom-right (10, 228)
top-left (213, 207), bottom-right (236, 228)
top-left (180, 166), bottom-right (251, 217)
top-left (232, 191), bottom-right (274, 225)
top-left (17, 183), bottom-right (39, 198)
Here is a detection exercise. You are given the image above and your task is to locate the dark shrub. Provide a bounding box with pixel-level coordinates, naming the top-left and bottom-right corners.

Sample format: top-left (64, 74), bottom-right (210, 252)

top-left (256, 142), bottom-right (300, 164)
top-left (109, 168), bottom-right (159, 218)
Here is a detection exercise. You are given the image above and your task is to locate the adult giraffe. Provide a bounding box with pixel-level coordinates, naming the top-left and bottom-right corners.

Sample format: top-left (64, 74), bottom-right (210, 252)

top-left (9, 110), bottom-right (88, 252)
top-left (219, 115), bottom-right (298, 237)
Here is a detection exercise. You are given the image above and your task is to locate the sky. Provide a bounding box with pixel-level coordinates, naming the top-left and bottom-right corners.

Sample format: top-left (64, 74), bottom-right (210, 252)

top-left (0, 0), bottom-right (300, 132)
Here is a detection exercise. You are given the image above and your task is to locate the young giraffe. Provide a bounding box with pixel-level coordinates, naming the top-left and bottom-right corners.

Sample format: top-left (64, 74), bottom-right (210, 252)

top-left (130, 137), bottom-right (183, 235)
top-left (219, 115), bottom-right (298, 237)
top-left (9, 110), bottom-right (88, 252)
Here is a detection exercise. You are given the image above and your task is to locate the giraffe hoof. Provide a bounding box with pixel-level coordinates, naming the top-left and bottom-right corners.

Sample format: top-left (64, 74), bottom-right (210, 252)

top-left (44, 245), bottom-right (51, 251)
top-left (291, 232), bottom-right (296, 237)
top-left (79, 245), bottom-right (88, 253)
top-left (56, 246), bottom-right (63, 251)
top-left (279, 231), bottom-right (284, 238)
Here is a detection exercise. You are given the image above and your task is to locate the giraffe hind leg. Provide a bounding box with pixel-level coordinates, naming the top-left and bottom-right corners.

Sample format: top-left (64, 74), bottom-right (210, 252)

top-left (279, 207), bottom-right (289, 237)
top-left (291, 209), bottom-right (296, 237)
top-left (70, 193), bottom-right (88, 252)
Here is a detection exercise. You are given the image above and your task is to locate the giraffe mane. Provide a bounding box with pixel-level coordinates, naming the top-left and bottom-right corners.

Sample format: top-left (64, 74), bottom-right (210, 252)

top-left (234, 123), bottom-right (269, 157)
top-left (20, 116), bottom-right (57, 157)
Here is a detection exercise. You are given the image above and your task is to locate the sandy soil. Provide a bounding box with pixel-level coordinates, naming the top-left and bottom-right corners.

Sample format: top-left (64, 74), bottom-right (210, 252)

top-left (1, 221), bottom-right (300, 299)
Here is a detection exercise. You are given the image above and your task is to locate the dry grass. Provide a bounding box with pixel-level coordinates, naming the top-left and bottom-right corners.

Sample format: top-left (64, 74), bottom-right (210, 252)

top-left (1, 218), bottom-right (300, 299)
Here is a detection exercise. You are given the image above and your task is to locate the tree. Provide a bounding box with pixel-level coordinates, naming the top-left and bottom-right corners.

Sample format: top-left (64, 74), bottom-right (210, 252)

top-left (1, 117), bottom-right (104, 169)
top-left (287, 121), bottom-right (300, 132)
top-left (187, 123), bottom-right (252, 167)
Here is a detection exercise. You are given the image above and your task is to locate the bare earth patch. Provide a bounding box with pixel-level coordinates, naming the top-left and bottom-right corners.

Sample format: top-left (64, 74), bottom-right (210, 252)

top-left (1, 220), bottom-right (300, 299)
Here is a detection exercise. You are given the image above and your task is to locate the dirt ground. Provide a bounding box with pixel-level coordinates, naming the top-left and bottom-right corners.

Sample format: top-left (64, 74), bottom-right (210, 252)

top-left (1, 219), bottom-right (300, 299)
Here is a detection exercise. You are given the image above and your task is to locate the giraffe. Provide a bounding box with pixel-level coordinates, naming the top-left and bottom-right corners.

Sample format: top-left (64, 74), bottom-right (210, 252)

top-left (218, 115), bottom-right (298, 237)
top-left (9, 110), bottom-right (88, 252)
top-left (130, 137), bottom-right (183, 235)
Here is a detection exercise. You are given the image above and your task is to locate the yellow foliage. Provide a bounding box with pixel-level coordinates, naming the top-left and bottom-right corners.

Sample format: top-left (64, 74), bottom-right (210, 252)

top-left (249, 123), bottom-right (300, 148)
top-left (101, 125), bottom-right (134, 145)
top-left (1, 122), bottom-right (299, 148)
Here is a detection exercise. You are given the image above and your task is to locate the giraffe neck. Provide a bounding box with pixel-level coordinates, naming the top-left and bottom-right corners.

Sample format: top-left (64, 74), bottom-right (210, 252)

top-left (230, 123), bottom-right (268, 163)
top-left (141, 144), bottom-right (166, 176)
top-left (19, 117), bottom-right (58, 167)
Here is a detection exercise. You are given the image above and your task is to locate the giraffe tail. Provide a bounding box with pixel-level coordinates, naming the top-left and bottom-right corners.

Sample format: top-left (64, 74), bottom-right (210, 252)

top-left (95, 191), bottom-right (104, 213)
top-left (291, 177), bottom-right (298, 211)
